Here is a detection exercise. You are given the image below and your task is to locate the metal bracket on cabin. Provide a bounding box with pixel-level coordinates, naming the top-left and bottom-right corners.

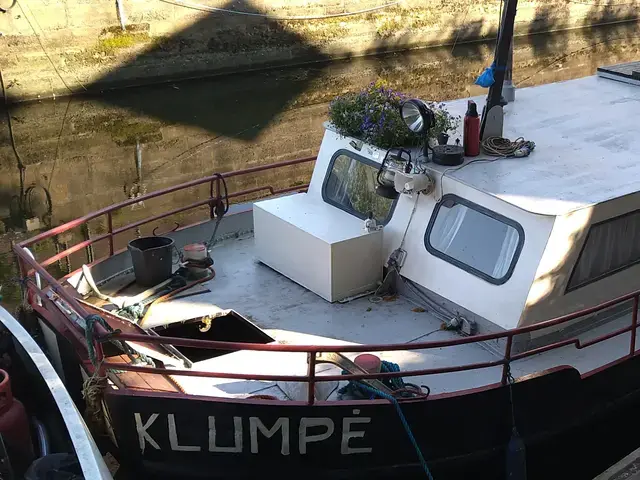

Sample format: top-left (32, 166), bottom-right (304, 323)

top-left (314, 351), bottom-right (393, 395)
top-left (387, 248), bottom-right (407, 270)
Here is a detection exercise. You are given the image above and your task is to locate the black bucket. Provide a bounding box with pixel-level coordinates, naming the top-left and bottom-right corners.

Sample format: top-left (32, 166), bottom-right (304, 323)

top-left (128, 236), bottom-right (175, 288)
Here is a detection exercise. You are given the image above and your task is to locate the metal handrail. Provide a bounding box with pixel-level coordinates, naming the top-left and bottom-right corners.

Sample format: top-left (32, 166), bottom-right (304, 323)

top-left (15, 230), bottom-right (640, 404)
top-left (12, 155), bottom-right (640, 405)
top-left (18, 156), bottom-right (316, 249)
top-left (19, 246), bottom-right (639, 406)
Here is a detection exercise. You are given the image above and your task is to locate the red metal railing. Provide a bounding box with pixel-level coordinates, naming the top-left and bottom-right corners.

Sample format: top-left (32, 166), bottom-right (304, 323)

top-left (20, 157), bottom-right (316, 269)
top-left (12, 156), bottom-right (640, 405)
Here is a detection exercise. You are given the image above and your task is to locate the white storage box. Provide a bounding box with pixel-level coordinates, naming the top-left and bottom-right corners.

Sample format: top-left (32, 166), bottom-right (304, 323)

top-left (254, 193), bottom-right (383, 302)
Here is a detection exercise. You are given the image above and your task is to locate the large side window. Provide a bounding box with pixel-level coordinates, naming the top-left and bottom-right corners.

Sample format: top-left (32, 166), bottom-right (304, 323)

top-left (425, 195), bottom-right (524, 285)
top-left (322, 150), bottom-right (396, 224)
top-left (567, 210), bottom-right (640, 291)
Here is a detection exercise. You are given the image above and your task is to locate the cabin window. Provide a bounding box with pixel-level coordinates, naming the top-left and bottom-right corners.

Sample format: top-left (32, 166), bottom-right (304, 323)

top-left (322, 150), bottom-right (396, 224)
top-left (567, 210), bottom-right (640, 291)
top-left (425, 195), bottom-right (524, 285)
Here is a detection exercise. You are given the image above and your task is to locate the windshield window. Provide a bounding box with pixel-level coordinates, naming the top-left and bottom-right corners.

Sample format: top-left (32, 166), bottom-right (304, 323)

top-left (322, 150), bottom-right (395, 224)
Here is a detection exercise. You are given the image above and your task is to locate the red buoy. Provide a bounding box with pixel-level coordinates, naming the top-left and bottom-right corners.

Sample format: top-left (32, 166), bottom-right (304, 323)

top-left (0, 369), bottom-right (34, 468)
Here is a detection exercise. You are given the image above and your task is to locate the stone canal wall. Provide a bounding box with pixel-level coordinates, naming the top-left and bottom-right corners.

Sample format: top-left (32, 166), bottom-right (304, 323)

top-left (1, 24), bottom-right (639, 227)
top-left (0, 0), bottom-right (638, 100)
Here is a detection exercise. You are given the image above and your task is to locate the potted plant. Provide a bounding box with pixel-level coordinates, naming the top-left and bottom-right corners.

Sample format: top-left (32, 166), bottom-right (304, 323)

top-left (328, 81), bottom-right (459, 150)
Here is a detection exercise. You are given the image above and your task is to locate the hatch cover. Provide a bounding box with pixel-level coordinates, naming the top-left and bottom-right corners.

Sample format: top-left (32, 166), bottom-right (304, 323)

top-left (597, 61), bottom-right (640, 87)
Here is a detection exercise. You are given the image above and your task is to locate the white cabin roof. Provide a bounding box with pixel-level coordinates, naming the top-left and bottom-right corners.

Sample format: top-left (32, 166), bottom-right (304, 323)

top-left (430, 75), bottom-right (640, 217)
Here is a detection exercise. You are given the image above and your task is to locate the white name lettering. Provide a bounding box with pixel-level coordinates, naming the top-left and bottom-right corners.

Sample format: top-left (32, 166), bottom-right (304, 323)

top-left (208, 416), bottom-right (243, 453)
top-left (168, 414), bottom-right (201, 452)
top-left (341, 411), bottom-right (372, 454)
top-left (250, 417), bottom-right (290, 455)
top-left (135, 413), bottom-right (160, 452)
top-left (299, 417), bottom-right (334, 454)
top-left (132, 413), bottom-right (372, 455)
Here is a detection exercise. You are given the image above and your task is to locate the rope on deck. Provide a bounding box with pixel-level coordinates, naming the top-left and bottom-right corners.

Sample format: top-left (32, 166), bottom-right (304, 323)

top-left (338, 361), bottom-right (434, 479)
top-left (356, 382), bottom-right (434, 480)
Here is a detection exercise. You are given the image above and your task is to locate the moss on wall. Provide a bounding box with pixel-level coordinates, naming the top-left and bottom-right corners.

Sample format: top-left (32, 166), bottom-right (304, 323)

top-left (77, 113), bottom-right (163, 145)
top-left (64, 26), bottom-right (151, 66)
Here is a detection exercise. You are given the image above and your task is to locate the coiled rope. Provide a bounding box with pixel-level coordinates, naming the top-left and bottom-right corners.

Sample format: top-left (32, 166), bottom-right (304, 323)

top-left (481, 136), bottom-right (536, 157)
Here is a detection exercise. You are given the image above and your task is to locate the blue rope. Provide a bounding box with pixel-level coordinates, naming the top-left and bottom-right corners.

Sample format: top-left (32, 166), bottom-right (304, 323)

top-left (381, 360), bottom-right (404, 390)
top-left (356, 382), bottom-right (434, 480)
top-left (339, 361), bottom-right (433, 479)
top-left (338, 361), bottom-right (407, 399)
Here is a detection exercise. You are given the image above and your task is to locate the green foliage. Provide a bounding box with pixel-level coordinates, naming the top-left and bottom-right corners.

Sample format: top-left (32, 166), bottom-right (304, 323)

top-left (328, 81), bottom-right (460, 150)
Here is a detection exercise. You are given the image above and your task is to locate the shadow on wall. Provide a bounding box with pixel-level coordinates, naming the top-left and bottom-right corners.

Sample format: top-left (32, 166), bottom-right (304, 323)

top-left (89, 0), bottom-right (330, 141)
top-left (526, 0), bottom-right (640, 57)
top-left (86, 0), bottom-right (640, 137)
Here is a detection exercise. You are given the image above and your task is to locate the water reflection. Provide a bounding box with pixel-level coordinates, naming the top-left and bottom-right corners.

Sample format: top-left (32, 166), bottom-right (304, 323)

top-left (0, 22), bottom-right (639, 305)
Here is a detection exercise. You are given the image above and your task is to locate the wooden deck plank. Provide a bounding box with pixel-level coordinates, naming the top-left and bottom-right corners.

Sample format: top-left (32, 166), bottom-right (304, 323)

top-left (108, 355), bottom-right (180, 393)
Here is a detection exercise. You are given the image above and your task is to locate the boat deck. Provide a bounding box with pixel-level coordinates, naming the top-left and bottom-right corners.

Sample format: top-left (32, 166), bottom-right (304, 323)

top-left (435, 75), bottom-right (640, 216)
top-left (99, 232), bottom-right (640, 401)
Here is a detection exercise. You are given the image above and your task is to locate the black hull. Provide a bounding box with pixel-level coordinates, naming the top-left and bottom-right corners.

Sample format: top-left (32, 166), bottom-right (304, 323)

top-left (106, 354), bottom-right (640, 479)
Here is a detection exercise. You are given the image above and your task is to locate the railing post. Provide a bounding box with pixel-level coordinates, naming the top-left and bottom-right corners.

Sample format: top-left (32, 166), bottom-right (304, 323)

top-left (209, 179), bottom-right (216, 220)
top-left (501, 335), bottom-right (513, 385)
top-left (95, 340), bottom-right (105, 367)
top-left (630, 295), bottom-right (639, 357)
top-left (22, 247), bottom-right (42, 307)
top-left (107, 212), bottom-right (114, 256)
top-left (215, 176), bottom-right (221, 206)
top-left (15, 255), bottom-right (28, 306)
top-left (307, 351), bottom-right (317, 405)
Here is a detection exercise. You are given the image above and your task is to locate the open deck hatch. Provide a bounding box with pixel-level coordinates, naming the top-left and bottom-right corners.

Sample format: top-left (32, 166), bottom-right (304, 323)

top-left (152, 311), bottom-right (274, 362)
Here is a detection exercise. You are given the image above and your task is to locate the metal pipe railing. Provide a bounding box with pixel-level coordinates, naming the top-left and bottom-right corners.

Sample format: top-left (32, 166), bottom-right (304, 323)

top-left (12, 155), bottom-right (640, 405)
top-left (307, 352), bottom-right (317, 405)
top-left (15, 235), bottom-right (640, 403)
top-left (631, 296), bottom-right (639, 356)
top-left (501, 336), bottom-right (513, 385)
top-left (21, 158), bottom-right (314, 276)
top-left (99, 357), bottom-right (508, 383)
top-left (17, 248), bottom-right (640, 403)
top-left (18, 156), bottom-right (316, 249)
top-left (97, 287), bottom-right (640, 353)
top-left (14, 156), bottom-right (317, 376)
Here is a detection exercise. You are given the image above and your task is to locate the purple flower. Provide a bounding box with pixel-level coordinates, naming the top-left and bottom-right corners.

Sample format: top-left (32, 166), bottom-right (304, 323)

top-left (361, 114), bottom-right (374, 131)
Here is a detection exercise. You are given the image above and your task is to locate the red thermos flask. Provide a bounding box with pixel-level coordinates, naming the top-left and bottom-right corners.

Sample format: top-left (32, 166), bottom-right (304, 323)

top-left (464, 100), bottom-right (480, 157)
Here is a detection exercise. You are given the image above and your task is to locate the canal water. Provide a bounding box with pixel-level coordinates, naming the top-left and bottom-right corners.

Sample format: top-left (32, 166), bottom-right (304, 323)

top-left (1, 21), bottom-right (639, 306)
